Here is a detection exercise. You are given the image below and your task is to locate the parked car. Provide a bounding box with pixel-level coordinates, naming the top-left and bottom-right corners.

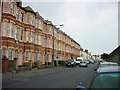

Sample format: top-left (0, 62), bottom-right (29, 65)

top-left (76, 66), bottom-right (120, 89)
top-left (89, 60), bottom-right (94, 64)
top-left (75, 57), bottom-right (83, 65)
top-left (85, 60), bottom-right (90, 64)
top-left (99, 62), bottom-right (118, 68)
top-left (79, 60), bottom-right (88, 67)
top-left (66, 59), bottom-right (76, 67)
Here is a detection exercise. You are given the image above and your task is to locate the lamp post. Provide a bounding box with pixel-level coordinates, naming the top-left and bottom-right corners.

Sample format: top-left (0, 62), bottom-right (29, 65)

top-left (52, 24), bottom-right (63, 68)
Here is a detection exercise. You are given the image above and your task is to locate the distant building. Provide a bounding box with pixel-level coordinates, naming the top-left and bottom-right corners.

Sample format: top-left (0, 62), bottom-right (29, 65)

top-left (93, 55), bottom-right (101, 61)
top-left (79, 48), bottom-right (93, 60)
top-left (109, 46), bottom-right (120, 65)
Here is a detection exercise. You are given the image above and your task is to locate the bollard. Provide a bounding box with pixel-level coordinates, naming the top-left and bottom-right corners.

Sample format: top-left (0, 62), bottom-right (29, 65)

top-left (2, 56), bottom-right (8, 73)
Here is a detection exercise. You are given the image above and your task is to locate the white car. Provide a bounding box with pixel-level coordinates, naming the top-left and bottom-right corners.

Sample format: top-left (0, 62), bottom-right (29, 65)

top-left (75, 57), bottom-right (83, 65)
top-left (79, 61), bottom-right (88, 67)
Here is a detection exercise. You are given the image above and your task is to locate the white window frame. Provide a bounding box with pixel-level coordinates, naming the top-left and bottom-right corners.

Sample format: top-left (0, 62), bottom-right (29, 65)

top-left (35, 19), bottom-right (38, 28)
top-left (33, 32), bottom-right (35, 43)
top-left (26, 51), bottom-right (28, 61)
top-left (26, 31), bottom-right (29, 42)
top-left (30, 32), bottom-right (33, 43)
top-left (34, 52), bottom-right (37, 62)
top-left (15, 50), bottom-right (18, 58)
top-left (3, 22), bottom-right (7, 36)
top-left (20, 29), bottom-right (23, 41)
top-left (10, 23), bottom-right (14, 37)
top-left (8, 48), bottom-right (12, 60)
top-left (27, 14), bottom-right (30, 23)
top-left (2, 48), bottom-right (6, 57)
top-left (32, 16), bottom-right (34, 25)
top-left (21, 12), bottom-right (24, 22)
top-left (38, 35), bottom-right (41, 45)
top-left (16, 8), bottom-right (19, 20)
top-left (10, 2), bottom-right (14, 15)
top-left (4, 1), bottom-right (8, 13)
top-left (35, 33), bottom-right (37, 44)
top-left (15, 27), bottom-right (18, 40)
top-left (30, 52), bottom-right (32, 60)
top-left (39, 20), bottom-right (42, 30)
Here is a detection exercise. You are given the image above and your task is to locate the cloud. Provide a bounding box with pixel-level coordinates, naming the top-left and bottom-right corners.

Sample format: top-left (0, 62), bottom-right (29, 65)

top-left (55, 2), bottom-right (118, 54)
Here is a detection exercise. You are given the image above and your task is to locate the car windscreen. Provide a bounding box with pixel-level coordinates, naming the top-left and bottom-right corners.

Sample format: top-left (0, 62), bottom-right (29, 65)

top-left (67, 59), bottom-right (73, 62)
top-left (91, 73), bottom-right (120, 88)
top-left (80, 61), bottom-right (85, 63)
top-left (76, 59), bottom-right (82, 61)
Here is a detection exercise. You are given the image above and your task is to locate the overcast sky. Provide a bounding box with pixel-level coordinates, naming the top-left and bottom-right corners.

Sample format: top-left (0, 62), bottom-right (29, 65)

top-left (22, 0), bottom-right (119, 55)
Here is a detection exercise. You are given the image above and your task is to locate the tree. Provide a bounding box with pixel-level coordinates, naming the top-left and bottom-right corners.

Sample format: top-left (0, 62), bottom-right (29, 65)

top-left (101, 53), bottom-right (109, 60)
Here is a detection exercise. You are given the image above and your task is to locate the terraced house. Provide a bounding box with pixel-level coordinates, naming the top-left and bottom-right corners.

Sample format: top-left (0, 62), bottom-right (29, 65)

top-left (1, 0), bottom-right (80, 67)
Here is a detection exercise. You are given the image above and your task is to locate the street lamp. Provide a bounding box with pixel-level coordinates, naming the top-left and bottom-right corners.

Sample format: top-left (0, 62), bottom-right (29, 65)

top-left (52, 24), bottom-right (63, 68)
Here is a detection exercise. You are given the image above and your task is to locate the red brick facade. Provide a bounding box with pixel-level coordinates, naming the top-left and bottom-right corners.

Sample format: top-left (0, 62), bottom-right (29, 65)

top-left (1, 0), bottom-right (80, 66)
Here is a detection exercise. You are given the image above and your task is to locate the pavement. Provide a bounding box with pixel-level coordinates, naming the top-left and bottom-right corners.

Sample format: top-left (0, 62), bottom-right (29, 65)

top-left (2, 66), bottom-right (64, 80)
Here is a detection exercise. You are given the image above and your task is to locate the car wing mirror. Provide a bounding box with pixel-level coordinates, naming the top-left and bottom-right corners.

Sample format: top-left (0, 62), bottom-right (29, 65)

top-left (94, 69), bottom-right (97, 71)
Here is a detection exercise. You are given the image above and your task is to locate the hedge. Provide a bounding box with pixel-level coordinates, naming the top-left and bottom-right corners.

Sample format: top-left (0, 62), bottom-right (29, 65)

top-left (58, 60), bottom-right (66, 66)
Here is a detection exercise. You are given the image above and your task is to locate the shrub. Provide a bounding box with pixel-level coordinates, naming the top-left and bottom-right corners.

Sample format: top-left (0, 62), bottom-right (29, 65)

top-left (48, 62), bottom-right (53, 65)
top-left (32, 62), bottom-right (37, 68)
top-left (58, 60), bottom-right (66, 66)
top-left (8, 60), bottom-right (15, 71)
